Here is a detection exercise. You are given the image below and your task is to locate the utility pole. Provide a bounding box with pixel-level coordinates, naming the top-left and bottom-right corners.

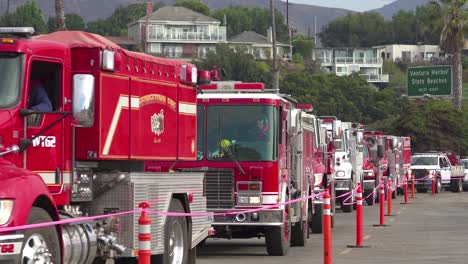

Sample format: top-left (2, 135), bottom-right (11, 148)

top-left (55, 0), bottom-right (66, 31)
top-left (270, 0), bottom-right (279, 93)
top-left (286, 0), bottom-right (292, 62)
top-left (314, 16), bottom-right (317, 46)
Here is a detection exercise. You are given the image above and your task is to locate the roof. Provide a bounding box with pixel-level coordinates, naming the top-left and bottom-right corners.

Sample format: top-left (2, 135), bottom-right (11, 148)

top-left (104, 36), bottom-right (136, 46)
top-left (34, 31), bottom-right (189, 67)
top-left (34, 31), bottom-right (121, 50)
top-left (139, 6), bottom-right (219, 23)
top-left (198, 93), bottom-right (287, 101)
top-left (229, 31), bottom-right (287, 46)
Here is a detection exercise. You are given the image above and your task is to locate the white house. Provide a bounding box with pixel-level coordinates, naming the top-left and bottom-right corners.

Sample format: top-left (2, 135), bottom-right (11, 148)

top-left (373, 44), bottom-right (443, 63)
top-left (312, 47), bottom-right (389, 83)
top-left (127, 5), bottom-right (227, 60)
top-left (228, 30), bottom-right (291, 61)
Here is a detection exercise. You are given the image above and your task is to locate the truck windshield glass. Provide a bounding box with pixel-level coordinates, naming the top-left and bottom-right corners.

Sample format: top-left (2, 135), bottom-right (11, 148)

top-left (411, 156), bottom-right (438, 165)
top-left (206, 105), bottom-right (277, 161)
top-left (461, 160), bottom-right (468, 169)
top-left (0, 53), bottom-right (22, 108)
top-left (197, 105), bottom-right (204, 160)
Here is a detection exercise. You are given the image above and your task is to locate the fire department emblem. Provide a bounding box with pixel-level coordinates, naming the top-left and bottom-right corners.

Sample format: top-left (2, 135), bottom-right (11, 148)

top-left (151, 110), bottom-right (164, 136)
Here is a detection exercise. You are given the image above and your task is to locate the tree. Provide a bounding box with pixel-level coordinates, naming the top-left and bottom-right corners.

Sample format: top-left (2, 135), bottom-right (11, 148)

top-left (0, 1), bottom-right (47, 34)
top-left (87, 3), bottom-right (163, 36)
top-left (436, 0), bottom-right (467, 110)
top-left (175, 0), bottom-right (210, 16)
top-left (48, 14), bottom-right (84, 32)
top-left (392, 10), bottom-right (418, 44)
top-left (193, 44), bottom-right (271, 85)
top-left (385, 100), bottom-right (468, 154)
top-left (211, 6), bottom-right (289, 41)
top-left (319, 12), bottom-right (392, 47)
top-left (55, 0), bottom-right (66, 30)
top-left (292, 35), bottom-right (314, 61)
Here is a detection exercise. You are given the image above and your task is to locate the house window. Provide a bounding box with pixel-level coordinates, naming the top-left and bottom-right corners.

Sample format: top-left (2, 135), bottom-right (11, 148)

top-left (401, 51), bottom-right (411, 61)
top-left (164, 45), bottom-right (183, 58)
top-left (150, 43), bottom-right (162, 54)
top-left (336, 66), bottom-right (347, 73)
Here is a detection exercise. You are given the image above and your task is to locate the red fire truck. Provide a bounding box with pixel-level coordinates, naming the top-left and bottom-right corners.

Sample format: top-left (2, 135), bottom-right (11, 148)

top-left (0, 28), bottom-right (211, 263)
top-left (147, 81), bottom-right (320, 255)
top-left (362, 131), bottom-right (389, 205)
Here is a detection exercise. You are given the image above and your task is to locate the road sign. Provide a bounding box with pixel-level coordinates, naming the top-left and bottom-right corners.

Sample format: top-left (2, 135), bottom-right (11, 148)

top-left (407, 66), bottom-right (452, 97)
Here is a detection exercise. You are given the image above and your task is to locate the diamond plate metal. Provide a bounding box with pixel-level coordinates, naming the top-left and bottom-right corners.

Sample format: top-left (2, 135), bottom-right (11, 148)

top-left (81, 172), bottom-right (210, 257)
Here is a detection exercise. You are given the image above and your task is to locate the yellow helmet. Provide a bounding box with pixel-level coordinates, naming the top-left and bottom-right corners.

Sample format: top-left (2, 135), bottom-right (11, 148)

top-left (220, 139), bottom-right (231, 148)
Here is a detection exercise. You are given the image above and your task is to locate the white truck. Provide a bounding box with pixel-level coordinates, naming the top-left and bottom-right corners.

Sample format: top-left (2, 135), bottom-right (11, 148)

top-left (459, 158), bottom-right (468, 191)
top-left (410, 153), bottom-right (465, 193)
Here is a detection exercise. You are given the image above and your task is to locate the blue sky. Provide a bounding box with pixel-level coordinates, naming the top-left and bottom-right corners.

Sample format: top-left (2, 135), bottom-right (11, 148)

top-left (289, 0), bottom-right (397, 12)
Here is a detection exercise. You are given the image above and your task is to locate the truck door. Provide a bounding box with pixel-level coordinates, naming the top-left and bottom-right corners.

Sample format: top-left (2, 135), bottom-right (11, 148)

top-left (439, 157), bottom-right (451, 183)
top-left (24, 59), bottom-right (67, 202)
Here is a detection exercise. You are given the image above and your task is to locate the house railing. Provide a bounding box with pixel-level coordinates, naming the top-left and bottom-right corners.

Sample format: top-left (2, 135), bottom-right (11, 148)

top-left (147, 26), bottom-right (227, 42)
top-left (359, 73), bottom-right (389, 83)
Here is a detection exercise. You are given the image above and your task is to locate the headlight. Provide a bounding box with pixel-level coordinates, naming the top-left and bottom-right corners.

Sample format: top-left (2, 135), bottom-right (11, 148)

top-left (237, 195), bottom-right (262, 205)
top-left (0, 199), bottom-right (14, 225)
top-left (237, 196), bottom-right (249, 204)
top-left (249, 196), bottom-right (262, 204)
top-left (336, 171), bottom-right (345, 177)
top-left (364, 171), bottom-right (374, 176)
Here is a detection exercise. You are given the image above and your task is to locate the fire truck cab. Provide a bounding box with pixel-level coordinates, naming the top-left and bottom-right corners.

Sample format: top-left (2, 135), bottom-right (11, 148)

top-left (148, 81), bottom-right (319, 256)
top-left (0, 27), bottom-right (210, 264)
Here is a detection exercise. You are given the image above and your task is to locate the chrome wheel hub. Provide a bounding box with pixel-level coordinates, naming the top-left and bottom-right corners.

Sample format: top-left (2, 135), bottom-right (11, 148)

top-left (22, 234), bottom-right (52, 264)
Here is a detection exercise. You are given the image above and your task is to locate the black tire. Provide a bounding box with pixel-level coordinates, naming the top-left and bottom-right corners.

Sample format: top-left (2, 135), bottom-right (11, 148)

top-left (463, 184), bottom-right (468, 191)
top-left (310, 203), bottom-right (323, 234)
top-left (164, 199), bottom-right (189, 264)
top-left (341, 199), bottom-right (353, 213)
top-left (290, 220), bottom-right (307, 247)
top-left (435, 178), bottom-right (442, 193)
top-left (365, 191), bottom-right (375, 206)
top-left (265, 208), bottom-right (290, 256)
top-left (451, 179), bottom-right (463, 193)
top-left (417, 188), bottom-right (428, 193)
top-left (20, 207), bottom-right (61, 264)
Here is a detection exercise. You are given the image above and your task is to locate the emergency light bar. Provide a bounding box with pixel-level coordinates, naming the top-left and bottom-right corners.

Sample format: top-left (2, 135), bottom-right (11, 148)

top-left (0, 27), bottom-right (34, 38)
top-left (296, 104), bottom-right (313, 112)
top-left (199, 81), bottom-right (265, 92)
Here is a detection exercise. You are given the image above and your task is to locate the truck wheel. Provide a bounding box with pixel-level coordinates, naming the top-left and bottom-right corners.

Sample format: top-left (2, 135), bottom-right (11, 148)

top-left (21, 207), bottom-right (60, 264)
top-left (265, 207), bottom-right (290, 256)
top-left (164, 199), bottom-right (189, 264)
top-left (365, 191), bottom-right (375, 206)
top-left (341, 192), bottom-right (354, 213)
top-left (451, 179), bottom-right (463, 193)
top-left (463, 184), bottom-right (468, 191)
top-left (291, 220), bottom-right (307, 247)
top-left (435, 178), bottom-right (442, 193)
top-left (417, 188), bottom-right (427, 193)
top-left (310, 203), bottom-right (323, 234)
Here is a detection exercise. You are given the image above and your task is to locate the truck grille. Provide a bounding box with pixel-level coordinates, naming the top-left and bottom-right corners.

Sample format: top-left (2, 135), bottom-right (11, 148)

top-left (179, 168), bottom-right (234, 209)
top-left (412, 169), bottom-right (428, 179)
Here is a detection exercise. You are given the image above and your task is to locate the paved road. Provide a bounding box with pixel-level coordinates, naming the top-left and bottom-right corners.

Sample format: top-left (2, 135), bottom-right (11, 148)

top-left (197, 190), bottom-right (468, 264)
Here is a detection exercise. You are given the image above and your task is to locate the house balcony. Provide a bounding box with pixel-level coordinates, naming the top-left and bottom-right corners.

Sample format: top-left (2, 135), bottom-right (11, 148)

top-left (147, 26), bottom-right (227, 43)
top-left (359, 73), bottom-right (389, 83)
top-left (317, 56), bottom-right (383, 66)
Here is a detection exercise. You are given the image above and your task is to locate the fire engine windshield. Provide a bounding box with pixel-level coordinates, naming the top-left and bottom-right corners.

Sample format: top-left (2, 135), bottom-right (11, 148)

top-left (411, 156), bottom-right (438, 165)
top-left (0, 53), bottom-right (23, 108)
top-left (206, 105), bottom-right (277, 161)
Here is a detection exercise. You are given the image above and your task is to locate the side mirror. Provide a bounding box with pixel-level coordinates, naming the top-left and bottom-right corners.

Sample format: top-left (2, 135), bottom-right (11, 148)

top-left (72, 74), bottom-right (95, 127)
top-left (357, 145), bottom-right (364, 152)
top-left (332, 120), bottom-right (342, 139)
top-left (377, 137), bottom-right (384, 158)
top-left (333, 139), bottom-right (342, 149)
top-left (392, 137), bottom-right (398, 150)
top-left (356, 131), bottom-right (364, 144)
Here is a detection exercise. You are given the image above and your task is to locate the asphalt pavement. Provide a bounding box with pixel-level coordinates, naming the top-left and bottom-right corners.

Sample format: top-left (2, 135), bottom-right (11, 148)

top-left (197, 189), bottom-right (468, 264)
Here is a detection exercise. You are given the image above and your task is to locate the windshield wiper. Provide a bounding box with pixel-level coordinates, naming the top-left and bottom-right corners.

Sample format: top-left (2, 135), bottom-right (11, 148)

top-left (218, 116), bottom-right (245, 175)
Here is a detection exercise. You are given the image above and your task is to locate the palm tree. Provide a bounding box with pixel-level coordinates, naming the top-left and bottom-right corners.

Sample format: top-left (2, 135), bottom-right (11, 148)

top-left (55, 0), bottom-right (66, 30)
top-left (435, 0), bottom-right (467, 109)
